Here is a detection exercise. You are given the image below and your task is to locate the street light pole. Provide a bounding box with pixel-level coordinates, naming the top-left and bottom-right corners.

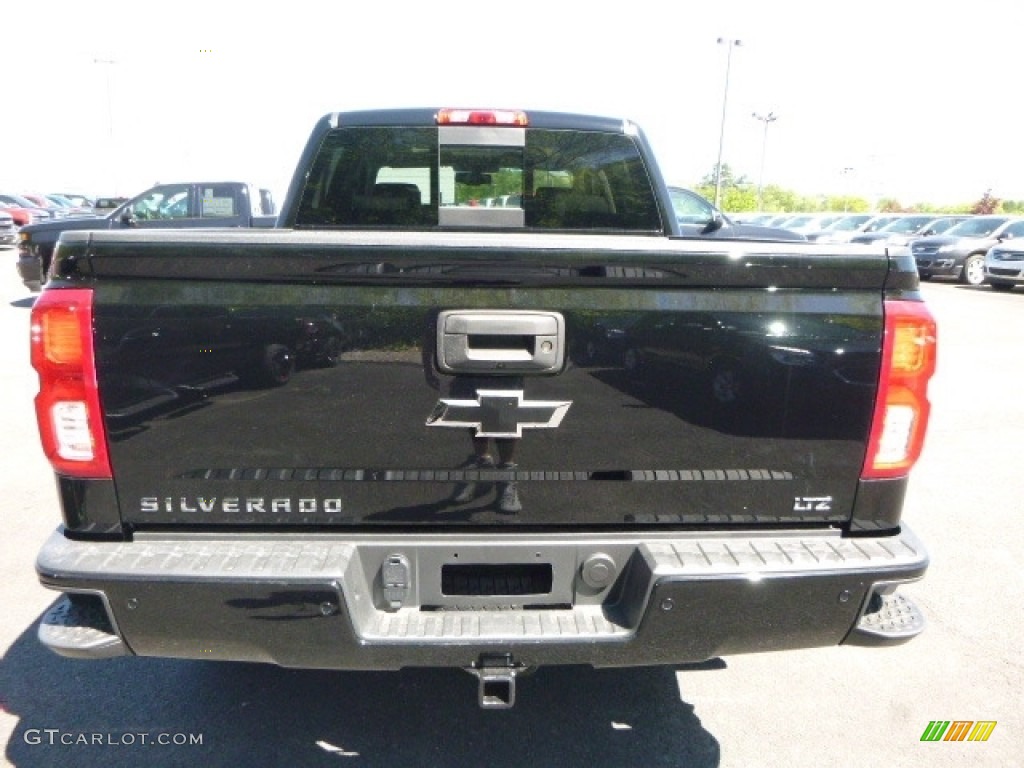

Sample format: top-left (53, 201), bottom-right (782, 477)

top-left (752, 111), bottom-right (777, 211)
top-left (714, 37), bottom-right (742, 210)
top-left (840, 166), bottom-right (855, 212)
top-left (93, 57), bottom-right (119, 193)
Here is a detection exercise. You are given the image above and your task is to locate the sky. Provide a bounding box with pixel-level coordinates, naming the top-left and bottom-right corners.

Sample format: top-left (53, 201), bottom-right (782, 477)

top-left (2, 0), bottom-right (1022, 209)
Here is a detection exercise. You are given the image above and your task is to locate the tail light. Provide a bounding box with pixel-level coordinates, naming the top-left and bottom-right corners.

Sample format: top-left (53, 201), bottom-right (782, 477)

top-left (30, 289), bottom-right (112, 478)
top-left (862, 300), bottom-right (937, 479)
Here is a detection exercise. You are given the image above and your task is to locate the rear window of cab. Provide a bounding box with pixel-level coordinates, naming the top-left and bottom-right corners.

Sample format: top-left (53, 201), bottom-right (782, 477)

top-left (295, 126), bottom-right (662, 232)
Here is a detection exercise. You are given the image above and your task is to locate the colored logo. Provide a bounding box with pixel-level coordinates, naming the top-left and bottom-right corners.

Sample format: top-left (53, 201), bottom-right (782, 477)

top-left (920, 721), bottom-right (997, 742)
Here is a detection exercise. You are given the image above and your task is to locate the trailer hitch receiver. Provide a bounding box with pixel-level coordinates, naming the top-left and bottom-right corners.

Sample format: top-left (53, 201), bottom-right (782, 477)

top-left (468, 654), bottom-right (525, 709)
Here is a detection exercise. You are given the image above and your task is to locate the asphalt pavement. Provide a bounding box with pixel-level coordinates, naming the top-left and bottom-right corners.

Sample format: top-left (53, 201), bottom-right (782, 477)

top-left (0, 261), bottom-right (1021, 767)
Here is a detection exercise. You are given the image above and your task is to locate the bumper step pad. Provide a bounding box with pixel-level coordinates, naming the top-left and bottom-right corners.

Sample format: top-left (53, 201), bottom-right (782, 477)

top-left (38, 594), bottom-right (127, 659)
top-left (846, 592), bottom-right (925, 646)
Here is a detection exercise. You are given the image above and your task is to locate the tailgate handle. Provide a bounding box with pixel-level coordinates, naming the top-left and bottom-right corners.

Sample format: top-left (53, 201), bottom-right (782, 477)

top-left (437, 310), bottom-right (565, 375)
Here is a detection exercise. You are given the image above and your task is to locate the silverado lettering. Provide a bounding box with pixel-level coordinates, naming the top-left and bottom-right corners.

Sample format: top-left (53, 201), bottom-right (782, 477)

top-left (30, 108), bottom-right (936, 709)
top-left (139, 497), bottom-right (345, 515)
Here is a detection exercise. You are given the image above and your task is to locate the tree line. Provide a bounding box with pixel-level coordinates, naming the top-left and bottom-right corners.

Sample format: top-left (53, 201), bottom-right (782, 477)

top-left (695, 165), bottom-right (1024, 215)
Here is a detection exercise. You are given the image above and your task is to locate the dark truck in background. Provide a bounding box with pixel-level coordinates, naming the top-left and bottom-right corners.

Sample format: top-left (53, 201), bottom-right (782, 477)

top-left (16, 181), bottom-right (277, 291)
top-left (30, 108), bottom-right (936, 709)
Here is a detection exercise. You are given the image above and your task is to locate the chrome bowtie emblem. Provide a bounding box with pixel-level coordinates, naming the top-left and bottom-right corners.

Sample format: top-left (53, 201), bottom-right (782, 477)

top-left (427, 390), bottom-right (571, 438)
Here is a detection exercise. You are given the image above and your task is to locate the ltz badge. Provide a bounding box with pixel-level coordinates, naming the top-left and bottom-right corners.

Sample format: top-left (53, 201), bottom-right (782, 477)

top-left (427, 390), bottom-right (571, 438)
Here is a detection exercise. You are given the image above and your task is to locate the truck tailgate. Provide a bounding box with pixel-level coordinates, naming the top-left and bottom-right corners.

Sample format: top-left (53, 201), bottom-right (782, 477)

top-left (73, 230), bottom-right (888, 531)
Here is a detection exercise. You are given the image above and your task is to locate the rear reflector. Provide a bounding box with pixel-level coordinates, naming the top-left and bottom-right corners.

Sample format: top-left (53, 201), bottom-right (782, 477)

top-left (30, 289), bottom-right (112, 478)
top-left (862, 300), bottom-right (937, 479)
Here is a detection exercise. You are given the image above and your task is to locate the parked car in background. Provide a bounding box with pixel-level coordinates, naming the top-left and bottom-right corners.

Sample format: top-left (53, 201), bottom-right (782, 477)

top-left (805, 214), bottom-right (907, 244)
top-left (50, 193), bottom-right (95, 208)
top-left (45, 194), bottom-right (96, 217)
top-left (984, 239), bottom-right (1024, 291)
top-left (667, 187), bottom-right (805, 240)
top-left (728, 212), bottom-right (769, 224)
top-left (912, 215), bottom-right (1024, 285)
top-left (0, 210), bottom-right (17, 248)
top-left (803, 213), bottom-right (874, 243)
top-left (93, 196), bottom-right (129, 213)
top-left (850, 215), bottom-right (971, 247)
top-left (17, 181), bottom-right (278, 291)
top-left (20, 193), bottom-right (69, 219)
top-left (777, 212), bottom-right (844, 235)
top-left (0, 193), bottom-right (53, 227)
top-left (855, 214), bottom-right (906, 236)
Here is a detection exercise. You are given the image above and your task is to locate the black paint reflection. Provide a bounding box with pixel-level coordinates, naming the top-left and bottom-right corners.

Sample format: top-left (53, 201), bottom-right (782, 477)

top-left (98, 295), bottom-right (881, 528)
top-left (576, 310), bottom-right (879, 440)
top-left (97, 304), bottom-right (350, 430)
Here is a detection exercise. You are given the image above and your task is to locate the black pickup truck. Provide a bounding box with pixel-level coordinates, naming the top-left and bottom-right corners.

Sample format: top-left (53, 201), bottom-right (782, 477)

top-left (16, 181), bottom-right (277, 291)
top-left (30, 108), bottom-right (935, 709)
